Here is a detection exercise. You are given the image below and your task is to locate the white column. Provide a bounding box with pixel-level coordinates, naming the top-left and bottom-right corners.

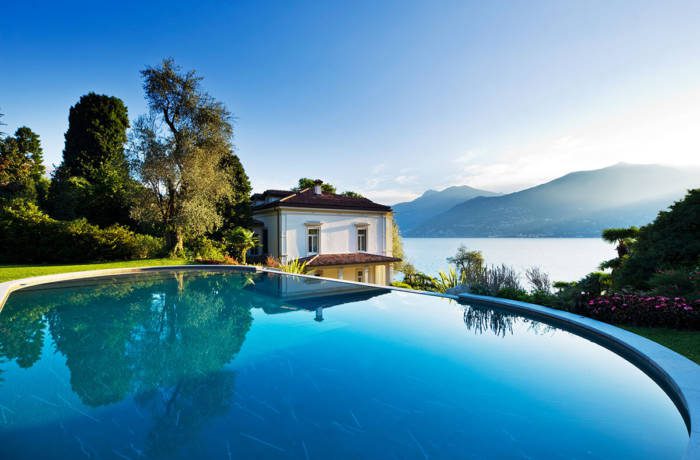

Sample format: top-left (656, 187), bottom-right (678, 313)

top-left (337, 267), bottom-right (344, 280)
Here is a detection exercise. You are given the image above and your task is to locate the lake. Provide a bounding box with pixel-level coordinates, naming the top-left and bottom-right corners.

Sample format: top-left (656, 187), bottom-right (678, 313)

top-left (402, 238), bottom-right (614, 283)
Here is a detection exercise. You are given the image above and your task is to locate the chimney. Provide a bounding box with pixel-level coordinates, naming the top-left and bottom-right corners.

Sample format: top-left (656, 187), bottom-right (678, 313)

top-left (313, 179), bottom-right (323, 195)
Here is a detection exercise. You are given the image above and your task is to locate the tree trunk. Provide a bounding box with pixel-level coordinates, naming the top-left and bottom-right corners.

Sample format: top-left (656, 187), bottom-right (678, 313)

top-left (166, 228), bottom-right (185, 257)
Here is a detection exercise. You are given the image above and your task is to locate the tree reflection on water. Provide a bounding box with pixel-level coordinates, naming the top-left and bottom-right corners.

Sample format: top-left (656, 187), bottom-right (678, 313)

top-left (462, 302), bottom-right (556, 337)
top-left (0, 271), bottom-right (255, 457)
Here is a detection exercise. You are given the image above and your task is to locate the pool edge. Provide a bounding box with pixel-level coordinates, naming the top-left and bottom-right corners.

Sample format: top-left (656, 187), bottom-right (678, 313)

top-left (0, 265), bottom-right (697, 459)
top-left (458, 292), bottom-right (700, 460)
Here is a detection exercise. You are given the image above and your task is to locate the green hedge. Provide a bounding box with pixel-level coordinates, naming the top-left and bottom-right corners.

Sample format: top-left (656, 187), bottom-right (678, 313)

top-left (0, 200), bottom-right (165, 263)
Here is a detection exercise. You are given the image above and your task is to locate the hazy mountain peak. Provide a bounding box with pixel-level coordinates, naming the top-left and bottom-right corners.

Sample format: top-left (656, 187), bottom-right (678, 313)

top-left (393, 185), bottom-right (500, 232)
top-left (403, 163), bottom-right (699, 237)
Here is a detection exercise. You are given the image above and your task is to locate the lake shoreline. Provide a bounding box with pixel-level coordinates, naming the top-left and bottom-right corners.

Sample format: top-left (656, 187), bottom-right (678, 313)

top-left (401, 237), bottom-right (614, 283)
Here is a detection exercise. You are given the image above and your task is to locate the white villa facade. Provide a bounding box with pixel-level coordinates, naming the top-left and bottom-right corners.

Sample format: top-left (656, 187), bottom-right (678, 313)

top-left (251, 181), bottom-right (400, 285)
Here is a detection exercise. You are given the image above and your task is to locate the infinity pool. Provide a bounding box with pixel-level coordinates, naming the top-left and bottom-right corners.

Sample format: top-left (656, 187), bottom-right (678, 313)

top-left (0, 270), bottom-right (688, 459)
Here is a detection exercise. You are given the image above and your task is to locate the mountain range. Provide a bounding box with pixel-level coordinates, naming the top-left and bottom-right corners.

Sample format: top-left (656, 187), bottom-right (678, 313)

top-left (392, 185), bottom-right (501, 233)
top-left (395, 163), bottom-right (699, 238)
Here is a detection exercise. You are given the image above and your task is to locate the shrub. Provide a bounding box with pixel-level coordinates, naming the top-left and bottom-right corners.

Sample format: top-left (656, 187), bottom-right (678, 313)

top-left (582, 294), bottom-right (699, 329)
top-left (194, 255), bottom-right (238, 265)
top-left (221, 227), bottom-right (258, 264)
top-left (186, 236), bottom-right (227, 261)
top-left (279, 259), bottom-right (308, 274)
top-left (264, 256), bottom-right (280, 268)
top-left (0, 199), bottom-right (165, 263)
top-left (434, 267), bottom-right (460, 293)
top-left (614, 189), bottom-right (700, 290)
top-left (525, 267), bottom-right (551, 293)
top-left (648, 267), bottom-right (700, 300)
top-left (469, 264), bottom-right (523, 296)
top-left (495, 287), bottom-right (530, 302)
top-left (390, 281), bottom-right (413, 289)
top-left (403, 271), bottom-right (439, 291)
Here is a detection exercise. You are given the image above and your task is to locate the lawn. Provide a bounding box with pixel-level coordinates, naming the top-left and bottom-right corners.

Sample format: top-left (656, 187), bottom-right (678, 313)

top-left (0, 258), bottom-right (188, 283)
top-left (623, 326), bottom-right (700, 364)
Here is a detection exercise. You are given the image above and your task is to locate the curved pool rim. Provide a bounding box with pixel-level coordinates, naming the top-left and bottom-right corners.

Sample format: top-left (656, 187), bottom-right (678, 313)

top-left (0, 265), bottom-right (697, 459)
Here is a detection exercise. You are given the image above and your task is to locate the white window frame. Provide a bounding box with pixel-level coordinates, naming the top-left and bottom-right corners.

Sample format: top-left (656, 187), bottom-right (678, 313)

top-left (357, 227), bottom-right (367, 252)
top-left (356, 269), bottom-right (364, 283)
top-left (307, 226), bottom-right (320, 255)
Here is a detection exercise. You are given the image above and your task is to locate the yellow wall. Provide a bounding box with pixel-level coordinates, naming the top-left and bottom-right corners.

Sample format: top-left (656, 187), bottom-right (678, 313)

top-left (312, 264), bottom-right (390, 286)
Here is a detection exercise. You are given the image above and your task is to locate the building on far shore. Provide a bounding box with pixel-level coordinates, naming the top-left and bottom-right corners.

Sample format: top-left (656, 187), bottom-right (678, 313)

top-left (251, 180), bottom-right (400, 285)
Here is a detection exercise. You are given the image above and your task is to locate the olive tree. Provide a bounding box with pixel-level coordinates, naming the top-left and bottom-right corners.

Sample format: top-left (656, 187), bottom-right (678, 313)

top-left (129, 59), bottom-right (233, 254)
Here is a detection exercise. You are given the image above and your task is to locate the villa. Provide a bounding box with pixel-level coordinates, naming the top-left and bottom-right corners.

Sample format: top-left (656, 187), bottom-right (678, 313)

top-left (251, 180), bottom-right (400, 285)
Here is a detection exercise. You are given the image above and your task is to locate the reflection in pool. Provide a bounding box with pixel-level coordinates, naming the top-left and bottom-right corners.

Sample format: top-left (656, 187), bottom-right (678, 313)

top-left (0, 270), bottom-right (689, 459)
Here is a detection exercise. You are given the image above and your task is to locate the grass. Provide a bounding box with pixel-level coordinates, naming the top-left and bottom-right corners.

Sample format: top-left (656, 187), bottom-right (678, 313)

top-left (624, 326), bottom-right (700, 364)
top-left (0, 258), bottom-right (188, 283)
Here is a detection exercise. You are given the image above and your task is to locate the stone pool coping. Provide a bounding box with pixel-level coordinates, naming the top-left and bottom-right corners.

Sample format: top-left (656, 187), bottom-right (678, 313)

top-left (0, 265), bottom-right (697, 459)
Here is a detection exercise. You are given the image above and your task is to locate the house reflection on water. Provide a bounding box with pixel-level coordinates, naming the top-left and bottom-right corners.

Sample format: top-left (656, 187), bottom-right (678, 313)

top-left (247, 271), bottom-right (392, 322)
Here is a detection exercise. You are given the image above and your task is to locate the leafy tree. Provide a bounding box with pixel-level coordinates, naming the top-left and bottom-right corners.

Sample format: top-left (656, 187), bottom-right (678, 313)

top-left (49, 93), bottom-right (134, 226)
top-left (60, 92), bottom-right (130, 178)
top-left (614, 189), bottom-right (700, 290)
top-left (223, 227), bottom-right (258, 264)
top-left (46, 176), bottom-right (94, 220)
top-left (290, 178), bottom-right (368, 200)
top-left (218, 151), bottom-right (252, 230)
top-left (0, 126), bottom-right (48, 202)
top-left (391, 219), bottom-right (405, 270)
top-left (292, 178), bottom-right (336, 194)
top-left (129, 58), bottom-right (234, 254)
top-left (602, 227), bottom-right (639, 258)
top-left (341, 190), bottom-right (364, 198)
top-left (13, 127), bottom-right (45, 180)
top-left (447, 245), bottom-right (484, 282)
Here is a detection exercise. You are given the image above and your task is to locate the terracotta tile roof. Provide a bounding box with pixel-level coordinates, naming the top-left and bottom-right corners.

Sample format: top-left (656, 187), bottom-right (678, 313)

top-left (251, 189), bottom-right (294, 200)
top-left (252, 188), bottom-right (392, 212)
top-left (297, 253), bottom-right (401, 267)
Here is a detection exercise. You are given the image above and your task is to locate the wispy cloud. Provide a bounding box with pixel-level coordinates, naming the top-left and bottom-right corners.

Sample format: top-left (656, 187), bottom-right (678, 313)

top-left (364, 188), bottom-right (420, 204)
top-left (443, 87), bottom-right (700, 192)
top-left (394, 175), bottom-right (417, 185)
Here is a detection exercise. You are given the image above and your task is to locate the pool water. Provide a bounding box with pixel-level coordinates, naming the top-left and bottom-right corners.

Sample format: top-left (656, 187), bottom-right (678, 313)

top-left (0, 270), bottom-right (688, 459)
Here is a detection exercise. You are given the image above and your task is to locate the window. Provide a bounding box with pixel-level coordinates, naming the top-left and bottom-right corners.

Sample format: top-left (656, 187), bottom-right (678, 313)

top-left (357, 270), bottom-right (364, 282)
top-left (307, 227), bottom-right (319, 254)
top-left (357, 227), bottom-right (367, 252)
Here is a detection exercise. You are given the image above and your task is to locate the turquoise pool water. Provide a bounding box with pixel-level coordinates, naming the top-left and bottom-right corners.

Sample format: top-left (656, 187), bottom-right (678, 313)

top-left (0, 270), bottom-right (688, 459)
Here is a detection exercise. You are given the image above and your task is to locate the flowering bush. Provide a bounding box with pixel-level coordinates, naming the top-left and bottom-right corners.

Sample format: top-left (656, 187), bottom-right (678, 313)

top-left (582, 294), bottom-right (699, 329)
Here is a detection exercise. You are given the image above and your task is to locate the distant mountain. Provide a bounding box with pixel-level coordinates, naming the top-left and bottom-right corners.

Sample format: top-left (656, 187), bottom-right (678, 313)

top-left (393, 185), bottom-right (500, 233)
top-left (405, 163), bottom-right (700, 237)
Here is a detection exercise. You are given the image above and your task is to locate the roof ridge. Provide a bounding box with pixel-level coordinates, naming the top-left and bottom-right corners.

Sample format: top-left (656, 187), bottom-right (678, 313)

top-left (280, 189), bottom-right (306, 202)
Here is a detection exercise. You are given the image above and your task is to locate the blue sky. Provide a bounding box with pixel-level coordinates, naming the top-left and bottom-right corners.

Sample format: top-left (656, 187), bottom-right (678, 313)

top-left (2, 0), bottom-right (699, 203)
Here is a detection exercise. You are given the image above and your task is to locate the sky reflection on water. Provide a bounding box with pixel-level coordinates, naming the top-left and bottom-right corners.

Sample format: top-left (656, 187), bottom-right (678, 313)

top-left (0, 271), bottom-right (688, 459)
